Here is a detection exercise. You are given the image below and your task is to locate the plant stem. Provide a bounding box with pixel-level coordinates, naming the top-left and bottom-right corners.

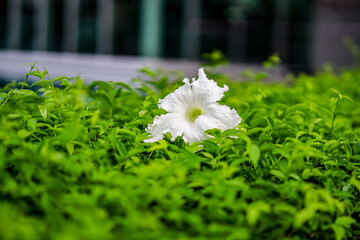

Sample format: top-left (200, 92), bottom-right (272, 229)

top-left (21, 62), bottom-right (37, 90)
top-left (0, 96), bottom-right (10, 110)
top-left (329, 98), bottom-right (339, 139)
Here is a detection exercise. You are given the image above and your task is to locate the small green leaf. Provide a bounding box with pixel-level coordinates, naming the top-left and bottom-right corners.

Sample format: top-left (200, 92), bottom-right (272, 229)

top-left (26, 70), bottom-right (43, 78)
top-left (204, 128), bottom-right (222, 138)
top-left (0, 92), bottom-right (8, 103)
top-left (148, 140), bottom-right (168, 152)
top-left (335, 216), bottom-right (356, 227)
top-left (38, 105), bottom-right (47, 121)
top-left (66, 142), bottom-right (74, 155)
top-left (331, 225), bottom-right (345, 240)
top-left (294, 208), bottom-right (315, 228)
top-left (344, 143), bottom-right (352, 159)
top-left (270, 170), bottom-right (285, 180)
top-left (296, 131), bottom-right (307, 139)
top-left (248, 143), bottom-right (260, 168)
top-left (53, 76), bottom-right (71, 83)
top-left (31, 80), bottom-right (51, 87)
top-left (247, 202), bottom-right (270, 225)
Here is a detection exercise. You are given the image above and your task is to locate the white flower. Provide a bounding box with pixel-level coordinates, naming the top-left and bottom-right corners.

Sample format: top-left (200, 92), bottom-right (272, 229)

top-left (144, 68), bottom-right (241, 144)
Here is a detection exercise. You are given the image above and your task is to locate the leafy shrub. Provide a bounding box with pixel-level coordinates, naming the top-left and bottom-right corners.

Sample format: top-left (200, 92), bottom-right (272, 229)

top-left (0, 62), bottom-right (359, 240)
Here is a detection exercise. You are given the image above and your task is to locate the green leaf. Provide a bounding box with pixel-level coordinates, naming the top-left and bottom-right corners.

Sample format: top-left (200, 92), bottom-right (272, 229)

top-left (265, 116), bottom-right (274, 127)
top-left (38, 105), bottom-right (47, 121)
top-left (324, 140), bottom-right (340, 153)
top-left (350, 177), bottom-right (360, 192)
top-left (296, 131), bottom-right (307, 139)
top-left (246, 201), bottom-right (270, 225)
top-left (31, 80), bottom-right (51, 87)
top-left (247, 143), bottom-right (260, 168)
top-left (25, 70), bottom-right (43, 78)
top-left (335, 216), bottom-right (356, 227)
top-left (344, 143), bottom-right (352, 159)
top-left (53, 76), bottom-right (71, 83)
top-left (114, 141), bottom-right (127, 157)
top-left (286, 104), bottom-right (308, 115)
top-left (331, 225), bottom-right (346, 240)
top-left (259, 132), bottom-right (272, 143)
top-left (148, 140), bottom-right (168, 152)
top-left (115, 82), bottom-right (134, 92)
top-left (270, 170), bottom-right (285, 180)
top-left (204, 128), bottom-right (222, 138)
top-left (294, 208), bottom-right (315, 228)
top-left (15, 89), bottom-right (38, 97)
top-left (66, 142), bottom-right (74, 155)
top-left (202, 140), bottom-right (219, 155)
top-left (0, 92), bottom-right (8, 103)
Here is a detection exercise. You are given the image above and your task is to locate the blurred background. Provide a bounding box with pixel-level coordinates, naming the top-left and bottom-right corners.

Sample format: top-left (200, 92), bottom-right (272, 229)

top-left (0, 0), bottom-right (360, 83)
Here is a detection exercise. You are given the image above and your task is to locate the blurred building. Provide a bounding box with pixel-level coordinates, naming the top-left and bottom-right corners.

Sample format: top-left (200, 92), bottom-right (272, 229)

top-left (0, 0), bottom-right (360, 73)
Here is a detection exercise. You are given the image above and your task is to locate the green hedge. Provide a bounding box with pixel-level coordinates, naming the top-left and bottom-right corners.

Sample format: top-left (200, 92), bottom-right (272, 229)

top-left (0, 62), bottom-right (359, 240)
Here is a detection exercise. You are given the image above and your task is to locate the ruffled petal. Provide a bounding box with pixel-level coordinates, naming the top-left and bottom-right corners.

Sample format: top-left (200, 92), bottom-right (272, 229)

top-left (195, 103), bottom-right (241, 133)
top-left (158, 68), bottom-right (229, 113)
top-left (144, 112), bottom-right (188, 143)
top-left (191, 68), bottom-right (229, 104)
top-left (144, 111), bottom-right (207, 144)
top-left (158, 78), bottom-right (191, 113)
top-left (181, 123), bottom-right (207, 144)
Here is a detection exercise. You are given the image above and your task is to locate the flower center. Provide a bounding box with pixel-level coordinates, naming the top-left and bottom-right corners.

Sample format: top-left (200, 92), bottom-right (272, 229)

top-left (189, 108), bottom-right (202, 122)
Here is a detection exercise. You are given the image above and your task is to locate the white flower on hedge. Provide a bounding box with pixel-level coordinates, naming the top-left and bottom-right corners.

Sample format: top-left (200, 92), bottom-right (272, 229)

top-left (144, 68), bottom-right (241, 144)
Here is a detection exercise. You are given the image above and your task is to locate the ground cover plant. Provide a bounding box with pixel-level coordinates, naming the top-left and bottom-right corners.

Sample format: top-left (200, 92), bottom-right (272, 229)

top-left (0, 59), bottom-right (359, 240)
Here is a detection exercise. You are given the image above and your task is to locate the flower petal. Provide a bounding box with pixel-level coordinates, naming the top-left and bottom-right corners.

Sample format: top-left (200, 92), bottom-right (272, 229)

top-left (158, 68), bottom-right (229, 113)
top-left (181, 123), bottom-right (207, 144)
top-left (191, 68), bottom-right (229, 104)
top-left (158, 78), bottom-right (191, 113)
top-left (144, 112), bottom-right (210, 144)
top-left (144, 112), bottom-right (191, 143)
top-left (195, 103), bottom-right (241, 132)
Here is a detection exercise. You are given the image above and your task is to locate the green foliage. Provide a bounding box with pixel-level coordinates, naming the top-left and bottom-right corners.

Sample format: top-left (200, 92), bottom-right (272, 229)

top-left (0, 62), bottom-right (359, 240)
top-left (201, 49), bottom-right (229, 68)
top-left (263, 53), bottom-right (281, 69)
